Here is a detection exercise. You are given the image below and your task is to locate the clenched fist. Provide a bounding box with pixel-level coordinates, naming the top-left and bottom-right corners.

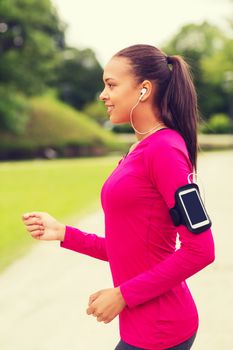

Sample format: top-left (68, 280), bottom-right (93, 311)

top-left (22, 212), bottom-right (65, 241)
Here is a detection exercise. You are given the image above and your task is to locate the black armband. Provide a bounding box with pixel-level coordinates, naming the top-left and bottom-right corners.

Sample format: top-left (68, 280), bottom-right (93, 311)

top-left (169, 183), bottom-right (212, 234)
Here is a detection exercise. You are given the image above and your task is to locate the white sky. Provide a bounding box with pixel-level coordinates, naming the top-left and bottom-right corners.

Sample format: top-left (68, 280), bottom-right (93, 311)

top-left (52, 0), bottom-right (232, 67)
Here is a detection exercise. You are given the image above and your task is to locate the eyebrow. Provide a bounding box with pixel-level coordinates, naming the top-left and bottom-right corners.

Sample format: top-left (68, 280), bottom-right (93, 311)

top-left (103, 77), bottom-right (116, 83)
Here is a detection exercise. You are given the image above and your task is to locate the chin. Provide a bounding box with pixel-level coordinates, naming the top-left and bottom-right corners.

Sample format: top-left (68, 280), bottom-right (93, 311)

top-left (109, 113), bottom-right (129, 124)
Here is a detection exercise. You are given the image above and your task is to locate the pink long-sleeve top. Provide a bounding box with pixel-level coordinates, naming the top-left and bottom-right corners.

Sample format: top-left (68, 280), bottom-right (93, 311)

top-left (60, 128), bottom-right (215, 349)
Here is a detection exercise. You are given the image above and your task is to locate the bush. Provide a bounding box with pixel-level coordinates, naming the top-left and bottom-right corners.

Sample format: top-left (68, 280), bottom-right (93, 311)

top-left (200, 113), bottom-right (233, 134)
top-left (0, 87), bottom-right (30, 134)
top-left (0, 95), bottom-right (127, 160)
top-left (83, 100), bottom-right (108, 126)
top-left (112, 123), bottom-right (134, 133)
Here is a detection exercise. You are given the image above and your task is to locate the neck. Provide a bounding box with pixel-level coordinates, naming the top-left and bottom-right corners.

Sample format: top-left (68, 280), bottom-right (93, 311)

top-left (130, 103), bottom-right (166, 141)
top-left (135, 122), bottom-right (167, 141)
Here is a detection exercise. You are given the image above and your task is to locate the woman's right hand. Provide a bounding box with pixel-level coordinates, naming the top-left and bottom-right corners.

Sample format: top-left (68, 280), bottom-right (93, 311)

top-left (22, 212), bottom-right (66, 241)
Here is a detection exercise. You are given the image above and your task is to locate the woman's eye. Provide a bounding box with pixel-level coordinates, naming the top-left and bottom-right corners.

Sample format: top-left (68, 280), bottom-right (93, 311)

top-left (108, 83), bottom-right (114, 88)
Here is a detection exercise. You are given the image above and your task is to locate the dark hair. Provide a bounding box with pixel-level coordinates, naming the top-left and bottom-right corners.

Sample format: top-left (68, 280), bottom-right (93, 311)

top-left (113, 44), bottom-right (199, 171)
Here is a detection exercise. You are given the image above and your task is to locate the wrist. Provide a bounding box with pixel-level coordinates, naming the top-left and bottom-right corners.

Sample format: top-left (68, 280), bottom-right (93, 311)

top-left (57, 223), bottom-right (66, 241)
top-left (115, 286), bottom-right (126, 306)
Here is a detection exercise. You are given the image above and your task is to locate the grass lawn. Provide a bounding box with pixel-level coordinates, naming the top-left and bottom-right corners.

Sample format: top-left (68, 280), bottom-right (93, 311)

top-left (0, 155), bottom-right (121, 272)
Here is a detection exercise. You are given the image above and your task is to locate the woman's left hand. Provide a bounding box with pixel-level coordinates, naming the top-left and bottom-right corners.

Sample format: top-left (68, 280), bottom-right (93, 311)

top-left (86, 287), bottom-right (126, 324)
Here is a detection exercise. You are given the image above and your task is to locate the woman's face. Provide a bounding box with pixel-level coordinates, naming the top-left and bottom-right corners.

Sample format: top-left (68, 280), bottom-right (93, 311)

top-left (99, 57), bottom-right (141, 124)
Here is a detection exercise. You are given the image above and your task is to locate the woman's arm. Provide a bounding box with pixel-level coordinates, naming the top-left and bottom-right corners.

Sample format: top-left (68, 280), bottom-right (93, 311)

top-left (60, 225), bottom-right (108, 262)
top-left (22, 212), bottom-right (108, 262)
top-left (119, 137), bottom-right (215, 308)
top-left (120, 226), bottom-right (214, 307)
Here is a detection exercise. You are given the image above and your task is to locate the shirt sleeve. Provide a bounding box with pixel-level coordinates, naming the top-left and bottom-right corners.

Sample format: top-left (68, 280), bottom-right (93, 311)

top-left (119, 136), bottom-right (215, 308)
top-left (60, 225), bottom-right (108, 262)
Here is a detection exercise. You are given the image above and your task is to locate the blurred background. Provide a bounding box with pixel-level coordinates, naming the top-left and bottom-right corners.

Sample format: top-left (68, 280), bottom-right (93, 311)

top-left (0, 0), bottom-right (232, 349)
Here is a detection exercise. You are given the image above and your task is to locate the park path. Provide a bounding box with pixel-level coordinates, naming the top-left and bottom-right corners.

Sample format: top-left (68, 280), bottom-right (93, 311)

top-left (0, 150), bottom-right (232, 350)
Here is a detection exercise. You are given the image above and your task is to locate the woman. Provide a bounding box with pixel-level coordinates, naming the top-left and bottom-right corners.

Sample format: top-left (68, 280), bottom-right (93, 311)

top-left (22, 44), bottom-right (215, 350)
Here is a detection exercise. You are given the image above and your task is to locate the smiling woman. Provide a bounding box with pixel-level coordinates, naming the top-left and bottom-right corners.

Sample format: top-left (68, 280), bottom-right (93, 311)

top-left (99, 45), bottom-right (198, 168)
top-left (99, 55), bottom-right (167, 142)
top-left (100, 58), bottom-right (138, 121)
top-left (22, 44), bottom-right (215, 350)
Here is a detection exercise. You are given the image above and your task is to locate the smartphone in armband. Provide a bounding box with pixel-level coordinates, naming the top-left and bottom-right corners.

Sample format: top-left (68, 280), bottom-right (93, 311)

top-left (169, 183), bottom-right (212, 234)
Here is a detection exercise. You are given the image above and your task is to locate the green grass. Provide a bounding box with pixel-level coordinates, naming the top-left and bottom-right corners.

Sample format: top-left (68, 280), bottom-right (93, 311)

top-left (0, 155), bottom-right (120, 272)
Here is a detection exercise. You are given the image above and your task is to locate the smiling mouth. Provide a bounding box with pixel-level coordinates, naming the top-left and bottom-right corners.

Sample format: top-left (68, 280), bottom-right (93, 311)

top-left (107, 106), bottom-right (114, 114)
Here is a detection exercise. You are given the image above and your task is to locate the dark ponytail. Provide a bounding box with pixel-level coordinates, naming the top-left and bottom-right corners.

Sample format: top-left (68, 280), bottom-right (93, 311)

top-left (114, 45), bottom-right (199, 171)
top-left (161, 55), bottom-right (198, 171)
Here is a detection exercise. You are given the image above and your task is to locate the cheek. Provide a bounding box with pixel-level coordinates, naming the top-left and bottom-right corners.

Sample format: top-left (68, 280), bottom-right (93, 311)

top-left (118, 98), bottom-right (137, 116)
top-left (110, 103), bottom-right (133, 123)
top-left (115, 100), bottom-right (131, 115)
top-left (113, 90), bottom-right (135, 109)
top-left (110, 87), bottom-right (138, 119)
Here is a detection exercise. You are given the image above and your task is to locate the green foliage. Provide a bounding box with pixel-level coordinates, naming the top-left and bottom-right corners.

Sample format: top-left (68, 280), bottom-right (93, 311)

top-left (52, 47), bottom-right (103, 109)
top-left (27, 95), bottom-right (118, 145)
top-left (0, 95), bottom-right (125, 159)
top-left (164, 22), bottom-right (226, 57)
top-left (0, 86), bottom-right (30, 134)
top-left (112, 123), bottom-right (134, 133)
top-left (162, 21), bottom-right (231, 119)
top-left (202, 39), bottom-right (232, 84)
top-left (83, 99), bottom-right (108, 125)
top-left (0, 0), bottom-right (66, 133)
top-left (0, 0), bottom-right (65, 95)
top-left (200, 113), bottom-right (233, 134)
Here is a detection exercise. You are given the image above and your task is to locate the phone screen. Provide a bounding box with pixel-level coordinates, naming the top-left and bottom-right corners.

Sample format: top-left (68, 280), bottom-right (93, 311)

top-left (180, 189), bottom-right (208, 225)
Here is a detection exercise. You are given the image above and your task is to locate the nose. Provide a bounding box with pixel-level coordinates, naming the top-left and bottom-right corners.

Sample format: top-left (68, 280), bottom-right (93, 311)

top-left (99, 88), bottom-right (109, 101)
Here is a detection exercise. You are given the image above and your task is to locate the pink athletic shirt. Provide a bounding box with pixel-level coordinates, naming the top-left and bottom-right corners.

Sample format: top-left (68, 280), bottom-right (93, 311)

top-left (60, 128), bottom-right (215, 349)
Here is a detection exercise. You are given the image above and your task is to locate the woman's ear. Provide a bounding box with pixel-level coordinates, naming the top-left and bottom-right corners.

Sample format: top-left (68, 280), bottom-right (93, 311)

top-left (140, 80), bottom-right (153, 101)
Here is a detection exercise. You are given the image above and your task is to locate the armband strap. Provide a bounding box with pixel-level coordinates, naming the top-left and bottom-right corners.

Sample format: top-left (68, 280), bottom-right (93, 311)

top-left (169, 183), bottom-right (212, 234)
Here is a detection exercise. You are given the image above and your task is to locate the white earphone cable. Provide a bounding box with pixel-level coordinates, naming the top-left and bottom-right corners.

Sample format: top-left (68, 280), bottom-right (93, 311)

top-left (188, 171), bottom-right (206, 204)
top-left (129, 94), bottom-right (207, 203)
top-left (129, 98), bottom-right (165, 135)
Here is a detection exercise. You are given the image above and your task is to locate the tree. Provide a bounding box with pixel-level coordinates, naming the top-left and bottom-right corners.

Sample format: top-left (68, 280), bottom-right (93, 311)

top-left (202, 38), bottom-right (233, 119)
top-left (0, 0), bottom-right (65, 132)
top-left (0, 0), bottom-right (65, 95)
top-left (52, 47), bottom-right (103, 110)
top-left (162, 22), bottom-right (230, 120)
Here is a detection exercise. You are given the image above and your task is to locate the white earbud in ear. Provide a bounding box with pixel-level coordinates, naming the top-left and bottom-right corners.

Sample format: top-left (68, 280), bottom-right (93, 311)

top-left (139, 88), bottom-right (147, 100)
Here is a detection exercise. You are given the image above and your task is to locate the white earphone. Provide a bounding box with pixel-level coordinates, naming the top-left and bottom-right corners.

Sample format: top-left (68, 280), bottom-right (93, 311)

top-left (139, 87), bottom-right (147, 100)
top-left (130, 86), bottom-right (165, 134)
